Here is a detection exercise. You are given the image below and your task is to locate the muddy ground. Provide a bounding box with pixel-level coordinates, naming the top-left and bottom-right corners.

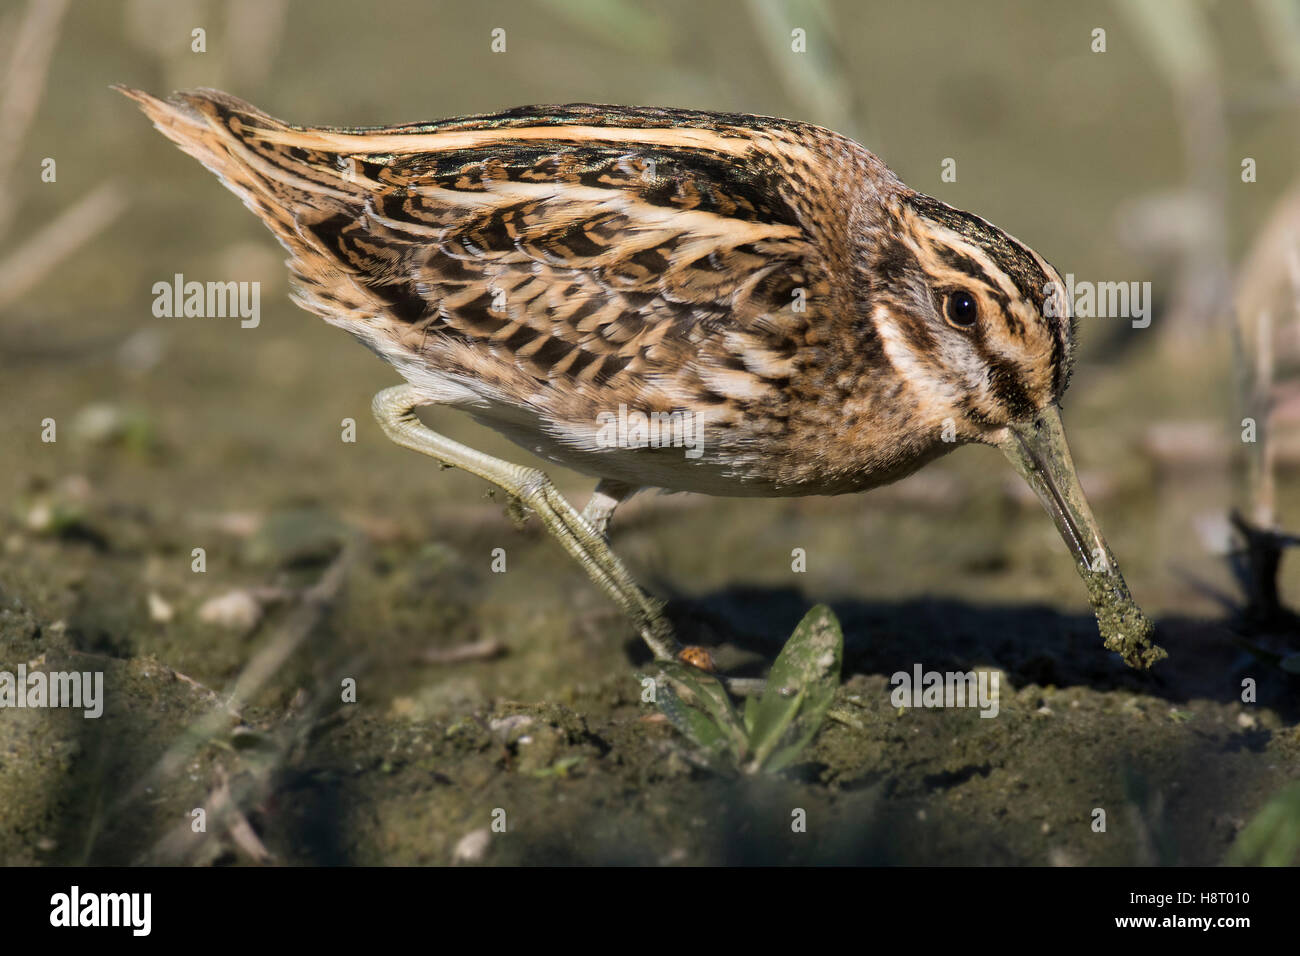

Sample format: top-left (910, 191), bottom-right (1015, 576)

top-left (2, 341), bottom-right (1297, 865)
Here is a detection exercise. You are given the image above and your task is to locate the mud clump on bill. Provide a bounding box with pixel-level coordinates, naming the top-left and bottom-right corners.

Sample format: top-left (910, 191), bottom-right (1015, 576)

top-left (1085, 570), bottom-right (1167, 669)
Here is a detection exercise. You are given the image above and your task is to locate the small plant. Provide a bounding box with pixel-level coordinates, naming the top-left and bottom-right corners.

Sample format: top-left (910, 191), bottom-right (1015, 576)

top-left (1226, 782), bottom-right (1300, 866)
top-left (650, 604), bottom-right (843, 774)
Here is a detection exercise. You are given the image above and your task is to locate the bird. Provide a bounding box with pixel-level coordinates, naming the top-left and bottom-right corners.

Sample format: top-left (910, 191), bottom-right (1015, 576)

top-left (117, 87), bottom-right (1165, 671)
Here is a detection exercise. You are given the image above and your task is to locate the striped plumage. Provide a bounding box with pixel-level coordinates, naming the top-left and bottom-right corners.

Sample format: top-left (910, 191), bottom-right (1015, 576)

top-left (119, 87), bottom-right (1071, 496)
top-left (121, 88), bottom-right (1163, 670)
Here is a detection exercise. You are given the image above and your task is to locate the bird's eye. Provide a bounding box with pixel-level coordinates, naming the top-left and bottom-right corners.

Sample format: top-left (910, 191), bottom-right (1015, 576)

top-left (944, 290), bottom-right (979, 329)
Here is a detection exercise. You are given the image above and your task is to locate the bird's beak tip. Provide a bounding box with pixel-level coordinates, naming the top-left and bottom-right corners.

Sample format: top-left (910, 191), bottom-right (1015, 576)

top-left (998, 405), bottom-right (1165, 669)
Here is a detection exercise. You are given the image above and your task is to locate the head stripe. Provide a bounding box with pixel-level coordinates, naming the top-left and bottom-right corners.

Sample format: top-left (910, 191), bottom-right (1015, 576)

top-left (905, 192), bottom-right (1074, 400)
top-left (905, 194), bottom-right (1050, 310)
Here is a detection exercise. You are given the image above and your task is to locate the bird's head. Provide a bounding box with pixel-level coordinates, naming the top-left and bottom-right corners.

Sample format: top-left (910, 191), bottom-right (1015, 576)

top-left (861, 191), bottom-right (1159, 666)
top-left (867, 191), bottom-right (1075, 436)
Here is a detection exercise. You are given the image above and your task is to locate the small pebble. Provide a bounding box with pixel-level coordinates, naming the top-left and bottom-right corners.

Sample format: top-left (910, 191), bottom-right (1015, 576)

top-left (198, 590), bottom-right (262, 629)
top-left (453, 828), bottom-right (490, 864)
top-left (489, 715), bottom-right (534, 738)
top-left (147, 592), bottom-right (174, 623)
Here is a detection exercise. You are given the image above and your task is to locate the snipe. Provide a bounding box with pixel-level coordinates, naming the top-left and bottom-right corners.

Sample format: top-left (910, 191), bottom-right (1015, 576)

top-left (119, 87), bottom-right (1165, 671)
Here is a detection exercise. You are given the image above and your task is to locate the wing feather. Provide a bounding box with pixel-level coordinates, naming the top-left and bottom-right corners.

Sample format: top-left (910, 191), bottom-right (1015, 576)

top-left (119, 87), bottom-right (886, 488)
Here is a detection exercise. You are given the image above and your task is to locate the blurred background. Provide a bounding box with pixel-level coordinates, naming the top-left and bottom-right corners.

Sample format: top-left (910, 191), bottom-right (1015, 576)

top-left (1, 0), bottom-right (1298, 865)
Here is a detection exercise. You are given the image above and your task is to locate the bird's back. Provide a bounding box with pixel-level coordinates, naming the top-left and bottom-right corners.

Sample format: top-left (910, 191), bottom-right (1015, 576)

top-left (121, 88), bottom-right (915, 495)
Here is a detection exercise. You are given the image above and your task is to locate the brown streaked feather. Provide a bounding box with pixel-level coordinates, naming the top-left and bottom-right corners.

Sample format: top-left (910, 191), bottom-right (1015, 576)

top-left (123, 89), bottom-right (1077, 501)
top-left (119, 87), bottom-right (914, 494)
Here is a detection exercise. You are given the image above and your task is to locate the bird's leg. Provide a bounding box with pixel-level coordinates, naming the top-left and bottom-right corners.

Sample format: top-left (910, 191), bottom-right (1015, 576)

top-left (372, 385), bottom-right (681, 661)
top-left (581, 479), bottom-right (636, 538)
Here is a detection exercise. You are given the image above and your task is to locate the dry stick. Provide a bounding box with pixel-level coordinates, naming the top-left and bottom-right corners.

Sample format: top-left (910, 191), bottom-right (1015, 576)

top-left (1289, 227), bottom-right (1300, 315)
top-left (108, 544), bottom-right (356, 821)
top-left (144, 766), bottom-right (273, 865)
top-left (1253, 308), bottom-right (1276, 530)
top-left (1235, 182), bottom-right (1300, 323)
top-left (225, 547), bottom-right (354, 711)
top-left (1227, 173), bottom-right (1300, 623)
top-left (210, 767), bottom-right (274, 863)
top-left (1119, 0), bottom-right (1231, 345)
top-left (417, 638), bottom-right (507, 664)
top-left (1229, 228), bottom-right (1300, 622)
top-left (0, 0), bottom-right (69, 240)
top-left (141, 650), bottom-right (370, 866)
top-left (0, 182), bottom-right (126, 311)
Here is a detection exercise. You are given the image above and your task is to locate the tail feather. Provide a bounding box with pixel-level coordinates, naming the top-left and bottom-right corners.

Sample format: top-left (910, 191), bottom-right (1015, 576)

top-left (115, 86), bottom-right (294, 200)
top-left (116, 85), bottom-right (306, 240)
top-left (116, 85), bottom-right (384, 328)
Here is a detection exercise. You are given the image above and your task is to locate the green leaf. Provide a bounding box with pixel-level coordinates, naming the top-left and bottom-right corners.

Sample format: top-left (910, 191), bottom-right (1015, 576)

top-left (1233, 638), bottom-right (1300, 675)
top-left (743, 694), bottom-right (760, 735)
top-left (652, 663), bottom-right (748, 761)
top-left (763, 720), bottom-right (822, 775)
top-left (746, 604), bottom-right (843, 773)
top-left (1226, 782), bottom-right (1300, 865)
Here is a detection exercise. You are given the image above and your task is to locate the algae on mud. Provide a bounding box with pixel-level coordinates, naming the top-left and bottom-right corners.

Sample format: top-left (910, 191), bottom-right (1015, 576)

top-left (1084, 571), bottom-right (1167, 670)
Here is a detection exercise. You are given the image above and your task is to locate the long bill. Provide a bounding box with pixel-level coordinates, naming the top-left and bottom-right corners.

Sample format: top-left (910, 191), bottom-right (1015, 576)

top-left (995, 404), bottom-right (1165, 669)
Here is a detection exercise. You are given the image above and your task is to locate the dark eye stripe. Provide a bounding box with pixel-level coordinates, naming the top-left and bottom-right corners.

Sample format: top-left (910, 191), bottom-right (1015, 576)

top-left (974, 344), bottom-right (1035, 419)
top-left (961, 301), bottom-right (1034, 418)
top-left (1051, 297), bottom-right (1073, 398)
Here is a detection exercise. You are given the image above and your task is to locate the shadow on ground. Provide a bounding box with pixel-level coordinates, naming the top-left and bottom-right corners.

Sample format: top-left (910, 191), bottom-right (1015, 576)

top-left (661, 585), bottom-right (1299, 720)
